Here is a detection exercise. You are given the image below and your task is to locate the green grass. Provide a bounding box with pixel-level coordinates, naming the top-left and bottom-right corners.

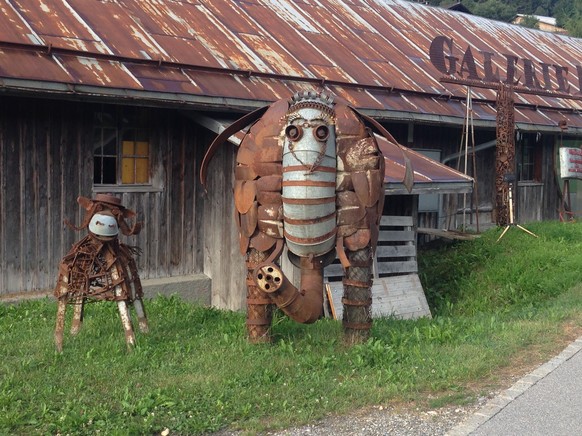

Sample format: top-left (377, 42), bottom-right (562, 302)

top-left (2, 220), bottom-right (582, 435)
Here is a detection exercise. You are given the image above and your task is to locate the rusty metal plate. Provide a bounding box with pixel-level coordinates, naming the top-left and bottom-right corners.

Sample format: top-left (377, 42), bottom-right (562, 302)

top-left (255, 144), bottom-right (283, 163)
top-left (336, 172), bottom-right (353, 191)
top-left (336, 190), bottom-right (360, 207)
top-left (250, 231), bottom-right (276, 252)
top-left (258, 204), bottom-right (283, 221)
top-left (239, 201), bottom-right (258, 238)
top-left (252, 162), bottom-right (282, 178)
top-left (257, 219), bottom-right (284, 238)
top-left (344, 228), bottom-right (371, 252)
top-left (256, 175), bottom-right (282, 192)
top-left (337, 204), bottom-right (366, 226)
top-left (234, 180), bottom-right (257, 214)
top-left (352, 171), bottom-right (372, 208)
top-left (256, 191), bottom-right (282, 206)
top-left (235, 165), bottom-right (258, 181)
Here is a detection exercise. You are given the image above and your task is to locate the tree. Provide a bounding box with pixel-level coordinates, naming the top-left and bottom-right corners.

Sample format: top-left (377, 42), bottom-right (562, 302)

top-left (471, 0), bottom-right (518, 21)
top-left (405, 0), bottom-right (582, 36)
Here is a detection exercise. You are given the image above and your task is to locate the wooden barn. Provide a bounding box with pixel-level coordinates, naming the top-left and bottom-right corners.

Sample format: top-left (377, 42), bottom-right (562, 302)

top-left (1, 0), bottom-right (581, 310)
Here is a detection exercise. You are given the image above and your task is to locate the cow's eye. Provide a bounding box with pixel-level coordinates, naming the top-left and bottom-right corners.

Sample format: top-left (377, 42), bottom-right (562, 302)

top-left (314, 125), bottom-right (329, 141)
top-left (285, 125), bottom-right (303, 141)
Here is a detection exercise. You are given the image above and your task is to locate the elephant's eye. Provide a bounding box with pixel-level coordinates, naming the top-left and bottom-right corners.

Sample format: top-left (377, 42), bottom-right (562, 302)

top-left (285, 125), bottom-right (303, 141)
top-left (314, 125), bottom-right (329, 141)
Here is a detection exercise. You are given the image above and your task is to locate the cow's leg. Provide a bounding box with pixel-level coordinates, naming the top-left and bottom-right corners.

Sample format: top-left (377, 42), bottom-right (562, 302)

top-left (342, 246), bottom-right (373, 345)
top-left (246, 248), bottom-right (273, 343)
top-left (132, 296), bottom-right (149, 334)
top-left (70, 297), bottom-right (84, 335)
top-left (126, 257), bottom-right (148, 333)
top-left (55, 299), bottom-right (67, 352)
top-left (115, 285), bottom-right (136, 350)
top-left (110, 261), bottom-right (136, 349)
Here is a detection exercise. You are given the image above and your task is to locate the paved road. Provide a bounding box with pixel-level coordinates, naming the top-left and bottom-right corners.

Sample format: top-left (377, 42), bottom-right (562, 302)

top-left (447, 336), bottom-right (582, 436)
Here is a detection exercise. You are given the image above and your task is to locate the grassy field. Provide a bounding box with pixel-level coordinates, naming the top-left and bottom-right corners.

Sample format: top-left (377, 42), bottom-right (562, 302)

top-left (2, 220), bottom-right (582, 435)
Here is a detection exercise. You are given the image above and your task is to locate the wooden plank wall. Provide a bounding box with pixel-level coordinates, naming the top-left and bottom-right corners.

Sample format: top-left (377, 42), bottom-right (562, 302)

top-left (0, 97), bottom-right (206, 297)
top-left (324, 214), bottom-right (418, 280)
top-left (201, 142), bottom-right (247, 311)
top-left (0, 98), bottom-right (91, 296)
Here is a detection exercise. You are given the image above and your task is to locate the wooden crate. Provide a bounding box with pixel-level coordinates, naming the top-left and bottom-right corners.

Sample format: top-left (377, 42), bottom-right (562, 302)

top-left (325, 215), bottom-right (431, 320)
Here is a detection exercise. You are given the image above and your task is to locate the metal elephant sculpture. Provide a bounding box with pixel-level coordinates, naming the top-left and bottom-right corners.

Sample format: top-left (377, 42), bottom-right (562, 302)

top-left (201, 91), bottom-right (412, 344)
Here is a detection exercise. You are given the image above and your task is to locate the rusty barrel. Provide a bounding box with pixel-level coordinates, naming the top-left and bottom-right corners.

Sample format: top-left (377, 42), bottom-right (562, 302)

top-left (282, 124), bottom-right (337, 257)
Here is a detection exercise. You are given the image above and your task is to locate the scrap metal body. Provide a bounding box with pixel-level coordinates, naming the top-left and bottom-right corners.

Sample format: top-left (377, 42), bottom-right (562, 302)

top-left (203, 91), bottom-right (395, 344)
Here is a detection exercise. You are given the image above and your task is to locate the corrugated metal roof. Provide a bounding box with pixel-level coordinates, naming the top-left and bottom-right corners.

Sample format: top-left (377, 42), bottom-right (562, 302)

top-left (377, 134), bottom-right (473, 194)
top-left (0, 0), bottom-right (581, 132)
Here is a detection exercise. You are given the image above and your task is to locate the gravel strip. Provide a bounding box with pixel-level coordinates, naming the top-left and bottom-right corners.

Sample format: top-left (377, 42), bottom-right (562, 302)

top-left (214, 393), bottom-right (496, 436)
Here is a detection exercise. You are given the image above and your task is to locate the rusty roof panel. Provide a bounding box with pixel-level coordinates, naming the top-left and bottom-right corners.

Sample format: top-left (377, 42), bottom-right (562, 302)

top-left (237, 33), bottom-right (306, 77)
top-left (184, 71), bottom-right (295, 101)
top-left (142, 1), bottom-right (262, 71)
top-left (126, 64), bottom-right (202, 94)
top-left (147, 34), bottom-right (223, 68)
top-left (202, 0), bottom-right (264, 35)
top-left (0, 0), bottom-right (580, 132)
top-left (12, 0), bottom-right (105, 52)
top-left (0, 49), bottom-right (70, 82)
top-left (239, 2), bottom-right (331, 68)
top-left (378, 135), bottom-right (473, 185)
top-left (54, 55), bottom-right (140, 88)
top-left (0, 2), bottom-right (37, 45)
top-left (66, 0), bottom-right (163, 59)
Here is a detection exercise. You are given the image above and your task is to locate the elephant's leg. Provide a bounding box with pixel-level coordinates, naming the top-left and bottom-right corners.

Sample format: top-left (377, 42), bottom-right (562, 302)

top-left (70, 297), bottom-right (85, 335)
top-left (246, 248), bottom-right (273, 343)
top-left (55, 299), bottom-right (67, 352)
top-left (342, 246), bottom-right (373, 345)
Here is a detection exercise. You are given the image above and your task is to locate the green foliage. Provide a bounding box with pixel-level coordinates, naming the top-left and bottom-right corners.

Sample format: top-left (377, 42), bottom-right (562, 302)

top-left (562, 0), bottom-right (582, 35)
top-left (470, 0), bottom-right (518, 21)
top-left (520, 15), bottom-right (541, 28)
top-left (415, 0), bottom-right (582, 35)
top-left (2, 222), bottom-right (582, 434)
top-left (420, 221), bottom-right (582, 315)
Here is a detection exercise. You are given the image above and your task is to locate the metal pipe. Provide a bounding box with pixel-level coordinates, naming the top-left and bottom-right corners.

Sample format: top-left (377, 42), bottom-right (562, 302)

top-left (253, 257), bottom-right (323, 324)
top-left (442, 139), bottom-right (496, 164)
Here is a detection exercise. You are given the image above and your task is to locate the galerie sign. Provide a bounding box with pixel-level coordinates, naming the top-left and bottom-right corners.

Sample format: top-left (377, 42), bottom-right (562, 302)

top-left (429, 35), bottom-right (581, 95)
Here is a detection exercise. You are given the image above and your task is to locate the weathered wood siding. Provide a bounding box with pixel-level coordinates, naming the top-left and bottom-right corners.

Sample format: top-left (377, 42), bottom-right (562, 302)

top-left (0, 96), bottom-right (563, 308)
top-left (1, 98), bottom-right (90, 295)
top-left (0, 97), bottom-right (207, 297)
top-left (201, 143), bottom-right (247, 311)
top-left (516, 137), bottom-right (559, 223)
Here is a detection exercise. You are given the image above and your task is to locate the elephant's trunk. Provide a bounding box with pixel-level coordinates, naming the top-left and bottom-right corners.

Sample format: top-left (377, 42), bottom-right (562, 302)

top-left (253, 257), bottom-right (323, 324)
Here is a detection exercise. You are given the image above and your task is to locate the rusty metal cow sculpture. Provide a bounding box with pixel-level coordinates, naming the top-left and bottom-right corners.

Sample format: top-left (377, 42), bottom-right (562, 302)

top-left (201, 91), bottom-right (412, 344)
top-left (54, 194), bottom-right (148, 351)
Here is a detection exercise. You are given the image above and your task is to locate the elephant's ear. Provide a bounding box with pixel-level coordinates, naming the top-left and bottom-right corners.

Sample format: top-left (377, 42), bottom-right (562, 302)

top-left (199, 105), bottom-right (271, 189)
top-left (348, 106), bottom-right (414, 193)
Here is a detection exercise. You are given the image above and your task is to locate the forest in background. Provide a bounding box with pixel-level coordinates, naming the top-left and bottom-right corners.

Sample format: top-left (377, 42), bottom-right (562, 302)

top-left (421, 0), bottom-right (582, 36)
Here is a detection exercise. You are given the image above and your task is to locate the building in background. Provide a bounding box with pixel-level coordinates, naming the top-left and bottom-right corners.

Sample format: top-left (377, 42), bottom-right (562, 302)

top-left (0, 0), bottom-right (580, 307)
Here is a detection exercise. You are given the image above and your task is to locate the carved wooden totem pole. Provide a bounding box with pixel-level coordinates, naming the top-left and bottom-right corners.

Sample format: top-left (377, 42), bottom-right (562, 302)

top-left (54, 194), bottom-right (148, 351)
top-left (201, 91), bottom-right (412, 344)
